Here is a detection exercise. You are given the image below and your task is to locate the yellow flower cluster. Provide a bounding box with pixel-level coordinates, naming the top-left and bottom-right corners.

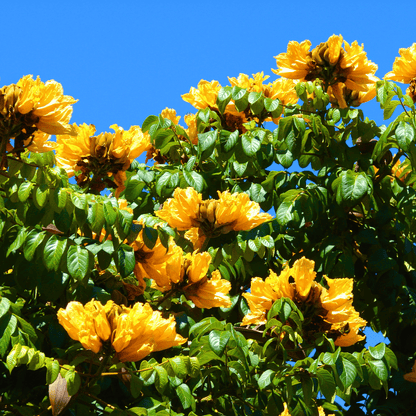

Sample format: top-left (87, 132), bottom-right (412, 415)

top-left (0, 75), bottom-right (77, 165)
top-left (182, 75), bottom-right (297, 129)
top-left (57, 300), bottom-right (186, 362)
top-left (273, 35), bottom-right (378, 108)
top-left (129, 229), bottom-right (231, 308)
top-left (55, 123), bottom-right (150, 195)
top-left (385, 43), bottom-right (416, 102)
top-left (160, 107), bottom-right (198, 145)
top-left (155, 187), bottom-right (273, 242)
top-left (243, 257), bottom-right (366, 347)
top-left (279, 403), bottom-right (332, 416)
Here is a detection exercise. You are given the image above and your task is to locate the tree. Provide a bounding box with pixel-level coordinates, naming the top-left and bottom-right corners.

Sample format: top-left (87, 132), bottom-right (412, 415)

top-left (1, 34), bottom-right (416, 415)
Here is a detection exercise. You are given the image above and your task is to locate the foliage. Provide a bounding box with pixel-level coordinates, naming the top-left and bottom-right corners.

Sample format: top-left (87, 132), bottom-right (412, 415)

top-left (1, 36), bottom-right (416, 415)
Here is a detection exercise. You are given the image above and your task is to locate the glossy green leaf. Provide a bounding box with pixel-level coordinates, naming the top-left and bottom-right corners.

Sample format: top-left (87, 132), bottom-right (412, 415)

top-left (67, 245), bottom-right (91, 281)
top-left (209, 330), bottom-right (231, 356)
top-left (43, 235), bottom-right (67, 271)
top-left (117, 244), bottom-right (135, 277)
top-left (176, 383), bottom-right (195, 410)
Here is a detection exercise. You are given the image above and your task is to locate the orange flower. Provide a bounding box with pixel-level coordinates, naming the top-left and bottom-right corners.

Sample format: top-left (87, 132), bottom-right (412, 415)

top-left (0, 75), bottom-right (77, 158)
top-left (58, 300), bottom-right (186, 362)
top-left (56, 123), bottom-right (150, 193)
top-left (273, 35), bottom-right (378, 108)
top-left (385, 43), bottom-right (416, 83)
top-left (161, 107), bottom-right (181, 124)
top-left (242, 257), bottom-right (366, 347)
top-left (182, 80), bottom-right (222, 110)
top-left (57, 300), bottom-right (111, 353)
top-left (228, 72), bottom-right (270, 93)
top-left (155, 187), bottom-right (202, 230)
top-left (272, 40), bottom-right (313, 80)
top-left (155, 188), bottom-right (273, 238)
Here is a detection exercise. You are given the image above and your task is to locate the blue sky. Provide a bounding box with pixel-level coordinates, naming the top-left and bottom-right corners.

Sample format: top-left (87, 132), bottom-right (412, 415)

top-left (3, 0), bottom-right (409, 346)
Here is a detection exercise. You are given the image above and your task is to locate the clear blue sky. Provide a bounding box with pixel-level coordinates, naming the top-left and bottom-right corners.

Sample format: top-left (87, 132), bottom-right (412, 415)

top-left (4, 0), bottom-right (406, 346)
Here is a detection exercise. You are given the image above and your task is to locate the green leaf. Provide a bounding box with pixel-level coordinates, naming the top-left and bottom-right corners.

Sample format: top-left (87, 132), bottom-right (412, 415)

top-left (302, 377), bottom-right (314, 406)
top-left (0, 314), bottom-right (17, 356)
top-left (0, 298), bottom-right (11, 319)
top-left (125, 176), bottom-right (145, 201)
top-left (208, 330), bottom-right (231, 356)
top-left (18, 182), bottom-right (34, 202)
top-left (217, 87), bottom-right (232, 114)
top-left (276, 149), bottom-right (294, 169)
top-left (183, 171), bottom-right (204, 192)
top-left (369, 343), bottom-right (386, 360)
top-left (224, 130), bottom-right (239, 152)
top-left (395, 121), bottom-right (415, 151)
top-left (189, 357), bottom-right (200, 377)
top-left (103, 201), bottom-right (117, 226)
top-left (315, 368), bottom-right (336, 401)
top-left (130, 375), bottom-right (143, 398)
top-left (64, 369), bottom-right (81, 396)
top-left (154, 365), bottom-right (168, 394)
top-left (383, 100), bottom-right (400, 120)
top-left (241, 133), bottom-right (261, 157)
top-left (231, 87), bottom-right (249, 112)
top-left (258, 369), bottom-right (275, 390)
top-left (117, 244), bottom-right (136, 278)
top-left (142, 115), bottom-right (159, 132)
top-left (198, 130), bottom-right (217, 152)
top-left (169, 356), bottom-right (187, 379)
top-left (46, 359), bottom-right (60, 384)
top-left (51, 188), bottom-right (67, 211)
top-left (248, 91), bottom-right (264, 115)
top-left (368, 359), bottom-right (388, 381)
top-left (332, 170), bottom-right (371, 206)
top-left (34, 185), bottom-right (49, 208)
top-left (340, 358), bottom-right (357, 389)
top-left (7, 226), bottom-right (27, 256)
top-left (23, 230), bottom-right (46, 261)
top-left (155, 172), bottom-right (172, 196)
top-left (67, 245), bottom-right (91, 281)
top-left (43, 235), bottom-right (67, 271)
top-left (176, 383), bottom-right (195, 410)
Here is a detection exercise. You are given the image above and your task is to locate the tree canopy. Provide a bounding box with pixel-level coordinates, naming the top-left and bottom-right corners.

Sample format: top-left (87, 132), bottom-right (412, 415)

top-left (1, 34), bottom-right (416, 415)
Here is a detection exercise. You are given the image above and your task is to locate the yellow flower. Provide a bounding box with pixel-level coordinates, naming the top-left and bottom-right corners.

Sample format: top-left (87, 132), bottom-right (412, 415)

top-left (161, 107), bottom-right (181, 124)
top-left (404, 360), bottom-right (416, 383)
top-left (242, 277), bottom-right (279, 325)
top-left (242, 257), bottom-right (366, 347)
top-left (58, 300), bottom-right (186, 362)
top-left (184, 227), bottom-right (206, 250)
top-left (57, 300), bottom-right (111, 353)
top-left (385, 43), bottom-right (416, 84)
top-left (228, 72), bottom-right (270, 93)
top-left (334, 317), bottom-right (367, 347)
top-left (278, 403), bottom-right (331, 416)
top-left (273, 35), bottom-right (378, 108)
top-left (338, 40), bottom-right (378, 91)
top-left (56, 123), bottom-right (150, 193)
top-left (130, 224), bottom-right (179, 291)
top-left (155, 187), bottom-right (203, 230)
top-left (186, 270), bottom-right (232, 309)
top-left (155, 188), bottom-right (273, 238)
top-left (184, 113), bottom-right (198, 144)
top-left (183, 253), bottom-right (232, 309)
top-left (182, 80), bottom-right (222, 110)
top-left (0, 75), bottom-right (77, 158)
top-left (263, 78), bottom-right (298, 105)
top-left (215, 190), bottom-right (273, 233)
top-left (272, 40), bottom-right (314, 80)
